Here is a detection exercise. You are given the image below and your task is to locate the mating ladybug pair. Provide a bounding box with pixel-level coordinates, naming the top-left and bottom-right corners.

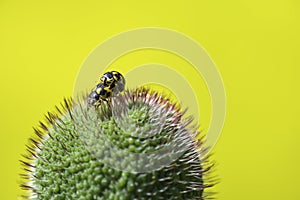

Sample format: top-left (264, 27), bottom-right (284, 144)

top-left (88, 71), bottom-right (125, 106)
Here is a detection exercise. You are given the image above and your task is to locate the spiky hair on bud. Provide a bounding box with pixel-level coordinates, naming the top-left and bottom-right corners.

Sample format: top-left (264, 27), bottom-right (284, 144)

top-left (20, 88), bottom-right (215, 200)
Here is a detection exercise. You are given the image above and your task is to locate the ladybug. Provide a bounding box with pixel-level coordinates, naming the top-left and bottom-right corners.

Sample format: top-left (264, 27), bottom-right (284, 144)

top-left (88, 71), bottom-right (125, 106)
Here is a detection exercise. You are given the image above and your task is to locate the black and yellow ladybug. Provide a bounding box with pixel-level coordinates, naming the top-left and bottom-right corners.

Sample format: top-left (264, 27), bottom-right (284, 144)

top-left (88, 71), bottom-right (125, 106)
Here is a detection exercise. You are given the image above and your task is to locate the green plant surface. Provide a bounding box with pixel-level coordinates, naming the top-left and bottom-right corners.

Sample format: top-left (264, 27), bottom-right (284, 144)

top-left (21, 89), bottom-right (213, 200)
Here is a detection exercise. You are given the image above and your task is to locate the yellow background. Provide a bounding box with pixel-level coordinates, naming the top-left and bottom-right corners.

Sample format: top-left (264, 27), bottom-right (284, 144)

top-left (0, 0), bottom-right (299, 199)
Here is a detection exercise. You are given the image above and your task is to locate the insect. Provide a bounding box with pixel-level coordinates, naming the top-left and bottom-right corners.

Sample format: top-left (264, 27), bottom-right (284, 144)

top-left (88, 71), bottom-right (125, 106)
